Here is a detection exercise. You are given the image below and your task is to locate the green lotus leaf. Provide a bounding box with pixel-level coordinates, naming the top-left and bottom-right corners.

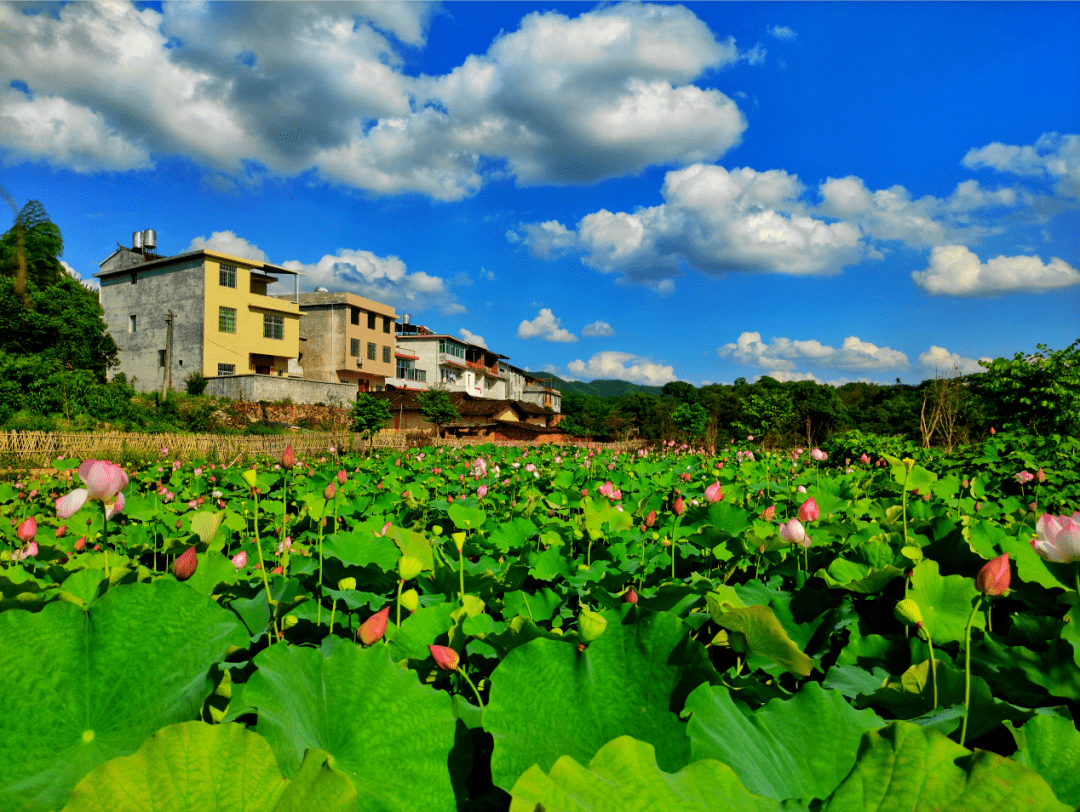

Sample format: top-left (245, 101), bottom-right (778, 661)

top-left (62, 721), bottom-right (356, 812)
top-left (684, 682), bottom-right (884, 802)
top-left (705, 501), bottom-right (753, 538)
top-left (866, 658), bottom-right (1031, 740)
top-left (1008, 712), bottom-right (1080, 806)
top-left (0, 580), bottom-right (248, 812)
top-left (907, 559), bottom-right (979, 645)
top-left (190, 510), bottom-right (225, 546)
top-left (823, 721), bottom-right (1070, 811)
top-left (447, 502), bottom-right (486, 530)
top-left (487, 517), bottom-right (539, 553)
top-left (486, 607), bottom-right (718, 790)
top-left (387, 526), bottom-right (434, 570)
top-left (713, 604), bottom-right (815, 676)
top-left (321, 530), bottom-right (400, 570)
top-left (508, 735), bottom-right (783, 812)
top-left (244, 641), bottom-right (457, 811)
top-left (815, 560), bottom-right (905, 593)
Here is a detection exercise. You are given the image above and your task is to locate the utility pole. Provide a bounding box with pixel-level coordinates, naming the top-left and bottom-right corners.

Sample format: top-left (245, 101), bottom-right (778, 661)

top-left (162, 311), bottom-right (174, 396)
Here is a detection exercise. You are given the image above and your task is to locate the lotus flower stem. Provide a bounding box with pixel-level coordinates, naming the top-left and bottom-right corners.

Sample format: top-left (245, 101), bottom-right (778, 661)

top-left (960, 598), bottom-right (982, 747)
top-left (922, 625), bottom-right (939, 709)
top-left (329, 598), bottom-right (337, 636)
top-left (396, 578), bottom-right (404, 629)
top-left (316, 512), bottom-right (326, 627)
top-left (250, 488), bottom-right (278, 640)
top-left (458, 667), bottom-right (485, 715)
top-left (102, 505), bottom-right (111, 582)
top-left (458, 544), bottom-right (466, 606)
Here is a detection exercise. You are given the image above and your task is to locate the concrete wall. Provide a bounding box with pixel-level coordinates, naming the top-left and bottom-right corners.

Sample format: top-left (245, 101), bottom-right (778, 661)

top-left (100, 260), bottom-right (206, 392)
top-left (204, 374), bottom-right (356, 406)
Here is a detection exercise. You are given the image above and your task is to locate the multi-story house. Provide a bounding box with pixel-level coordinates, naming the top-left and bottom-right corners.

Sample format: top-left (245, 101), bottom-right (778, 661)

top-left (97, 237), bottom-right (304, 392)
top-left (387, 325), bottom-right (508, 400)
top-left (274, 291), bottom-right (397, 393)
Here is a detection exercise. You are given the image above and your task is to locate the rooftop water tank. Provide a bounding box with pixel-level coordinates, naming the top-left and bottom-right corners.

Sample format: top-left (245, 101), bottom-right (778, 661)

top-left (132, 231), bottom-right (143, 250)
top-left (142, 229), bottom-right (156, 250)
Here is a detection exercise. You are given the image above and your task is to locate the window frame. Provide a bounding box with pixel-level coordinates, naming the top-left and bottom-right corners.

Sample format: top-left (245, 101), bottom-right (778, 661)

top-left (219, 263), bottom-right (237, 288)
top-left (367, 342), bottom-right (377, 361)
top-left (218, 306), bottom-right (237, 334)
top-left (129, 314), bottom-right (137, 333)
top-left (217, 363), bottom-right (236, 377)
top-left (350, 307), bottom-right (360, 325)
top-left (350, 338), bottom-right (360, 357)
top-left (263, 313), bottom-right (284, 340)
top-left (383, 316), bottom-right (391, 334)
top-left (367, 312), bottom-right (376, 330)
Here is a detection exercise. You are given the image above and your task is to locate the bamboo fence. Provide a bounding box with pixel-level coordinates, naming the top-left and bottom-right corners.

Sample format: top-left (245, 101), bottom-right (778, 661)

top-left (0, 431), bottom-right (646, 466)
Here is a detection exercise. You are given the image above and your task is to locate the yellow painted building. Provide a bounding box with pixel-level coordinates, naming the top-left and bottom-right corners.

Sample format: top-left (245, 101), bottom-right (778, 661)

top-left (97, 244), bottom-right (304, 391)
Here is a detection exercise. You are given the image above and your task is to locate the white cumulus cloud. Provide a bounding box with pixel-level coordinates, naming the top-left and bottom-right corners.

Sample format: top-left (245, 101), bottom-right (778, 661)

top-left (962, 132), bottom-right (1080, 199)
top-left (582, 320), bottom-right (616, 337)
top-left (517, 308), bottom-right (578, 342)
top-left (186, 231), bottom-right (269, 263)
top-left (567, 351), bottom-right (677, 385)
top-left (278, 247), bottom-right (463, 315)
top-left (918, 345), bottom-right (992, 376)
top-left (458, 328), bottom-right (486, 348)
top-left (767, 25), bottom-right (798, 40)
top-left (911, 245), bottom-right (1080, 296)
top-left (718, 331), bottom-right (909, 371)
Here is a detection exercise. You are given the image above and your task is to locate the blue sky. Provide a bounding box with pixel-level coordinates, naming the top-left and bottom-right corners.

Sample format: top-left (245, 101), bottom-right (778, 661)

top-left (2, 1), bottom-right (1077, 387)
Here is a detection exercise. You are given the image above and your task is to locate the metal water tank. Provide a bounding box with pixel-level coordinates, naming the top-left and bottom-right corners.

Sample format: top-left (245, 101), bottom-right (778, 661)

top-left (132, 231), bottom-right (143, 250)
top-left (402, 313), bottom-right (411, 324)
top-left (315, 286), bottom-right (329, 293)
top-left (142, 229), bottom-right (156, 250)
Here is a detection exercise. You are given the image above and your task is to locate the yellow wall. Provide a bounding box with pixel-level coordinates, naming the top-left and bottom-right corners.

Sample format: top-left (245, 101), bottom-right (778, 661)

top-left (201, 254), bottom-right (301, 377)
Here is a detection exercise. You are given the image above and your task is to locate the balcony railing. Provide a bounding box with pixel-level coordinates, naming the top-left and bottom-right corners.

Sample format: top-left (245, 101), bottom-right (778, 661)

top-left (438, 353), bottom-right (467, 367)
top-left (466, 359), bottom-right (502, 377)
top-left (395, 368), bottom-right (427, 382)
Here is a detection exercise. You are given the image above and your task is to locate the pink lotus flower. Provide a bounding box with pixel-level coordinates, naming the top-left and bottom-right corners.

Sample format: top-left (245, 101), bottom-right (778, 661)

top-left (15, 541), bottom-right (39, 560)
top-left (810, 448), bottom-right (828, 462)
top-left (16, 516), bottom-right (36, 543)
top-left (429, 644), bottom-right (460, 671)
top-left (798, 497), bottom-right (820, 523)
top-left (231, 551), bottom-right (247, 569)
top-left (358, 607), bottom-right (390, 645)
top-left (761, 505), bottom-right (775, 521)
top-left (975, 553), bottom-right (1010, 596)
top-left (55, 460), bottom-right (129, 520)
top-left (1015, 470), bottom-right (1035, 484)
top-left (779, 518), bottom-right (808, 547)
top-left (859, 453), bottom-right (870, 464)
top-left (704, 482), bottom-right (723, 503)
top-left (1031, 512), bottom-right (1080, 563)
top-left (797, 485), bottom-right (807, 494)
top-left (477, 484), bottom-right (488, 499)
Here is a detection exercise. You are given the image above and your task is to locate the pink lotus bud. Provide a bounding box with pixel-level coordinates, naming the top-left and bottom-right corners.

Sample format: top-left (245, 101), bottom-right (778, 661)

top-left (680, 472), bottom-right (691, 482)
top-left (990, 427), bottom-right (996, 435)
top-left (281, 445), bottom-right (296, 470)
top-left (779, 518), bottom-right (808, 547)
top-left (704, 482), bottom-right (723, 504)
top-left (271, 565), bottom-right (283, 574)
top-left (74, 536), bottom-right (86, 551)
top-left (645, 510), bottom-right (656, 527)
top-left (860, 453), bottom-right (870, 464)
top-left (810, 448), bottom-right (827, 462)
top-left (323, 482), bottom-right (336, 500)
top-left (429, 644), bottom-right (460, 671)
top-left (976, 553), bottom-right (1010, 596)
top-left (16, 517), bottom-right (36, 543)
top-left (172, 546), bottom-right (198, 580)
top-left (974, 502), bottom-right (981, 511)
top-left (477, 484), bottom-right (488, 498)
top-left (337, 469), bottom-right (348, 485)
top-left (761, 505), bottom-right (775, 521)
top-left (798, 497), bottom-right (819, 522)
top-left (55, 525), bottom-right (66, 538)
top-left (358, 606), bottom-right (390, 645)
top-left (623, 587), bottom-right (638, 604)
top-left (797, 485), bottom-right (806, 494)
top-left (231, 550), bottom-right (247, 569)
top-left (1036, 468), bottom-right (1046, 483)
top-left (672, 494), bottom-right (685, 517)
top-left (1030, 501), bottom-right (1038, 512)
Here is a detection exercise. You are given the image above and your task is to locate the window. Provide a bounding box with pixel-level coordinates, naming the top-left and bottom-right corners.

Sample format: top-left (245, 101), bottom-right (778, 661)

top-left (367, 312), bottom-right (376, 330)
top-left (130, 273), bottom-right (137, 285)
top-left (367, 342), bottom-right (377, 361)
top-left (350, 338), bottom-right (360, 357)
top-left (158, 349), bottom-right (166, 368)
top-left (219, 263), bottom-right (237, 288)
top-left (218, 306), bottom-right (236, 333)
top-left (350, 307), bottom-right (359, 325)
top-left (217, 363), bottom-right (235, 377)
top-left (129, 315), bottom-right (137, 333)
top-left (438, 339), bottom-right (465, 359)
top-left (383, 316), bottom-right (391, 334)
top-left (440, 368), bottom-right (458, 384)
top-left (263, 313), bottom-right (284, 340)
top-left (382, 345), bottom-right (391, 364)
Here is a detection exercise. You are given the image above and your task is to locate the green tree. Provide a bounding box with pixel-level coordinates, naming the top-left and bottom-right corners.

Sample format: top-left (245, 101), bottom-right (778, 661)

top-left (350, 394), bottom-right (392, 442)
top-left (417, 388), bottom-right (460, 436)
top-left (0, 199), bottom-right (65, 293)
top-left (973, 341), bottom-right (1080, 435)
top-left (671, 402), bottom-right (709, 442)
top-left (661, 380), bottom-right (699, 405)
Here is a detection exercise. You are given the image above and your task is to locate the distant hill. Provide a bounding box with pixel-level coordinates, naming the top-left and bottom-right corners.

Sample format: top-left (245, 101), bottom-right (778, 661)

top-left (534, 374), bottom-right (664, 398)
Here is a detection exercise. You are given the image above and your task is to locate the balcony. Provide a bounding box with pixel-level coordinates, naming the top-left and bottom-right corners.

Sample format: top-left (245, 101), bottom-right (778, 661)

top-left (395, 368), bottom-right (427, 382)
top-left (466, 358), bottom-right (502, 377)
top-left (438, 352), bottom-right (467, 368)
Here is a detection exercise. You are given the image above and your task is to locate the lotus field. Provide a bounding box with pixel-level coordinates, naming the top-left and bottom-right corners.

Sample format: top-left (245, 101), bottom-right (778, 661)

top-left (2, 431), bottom-right (1080, 811)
